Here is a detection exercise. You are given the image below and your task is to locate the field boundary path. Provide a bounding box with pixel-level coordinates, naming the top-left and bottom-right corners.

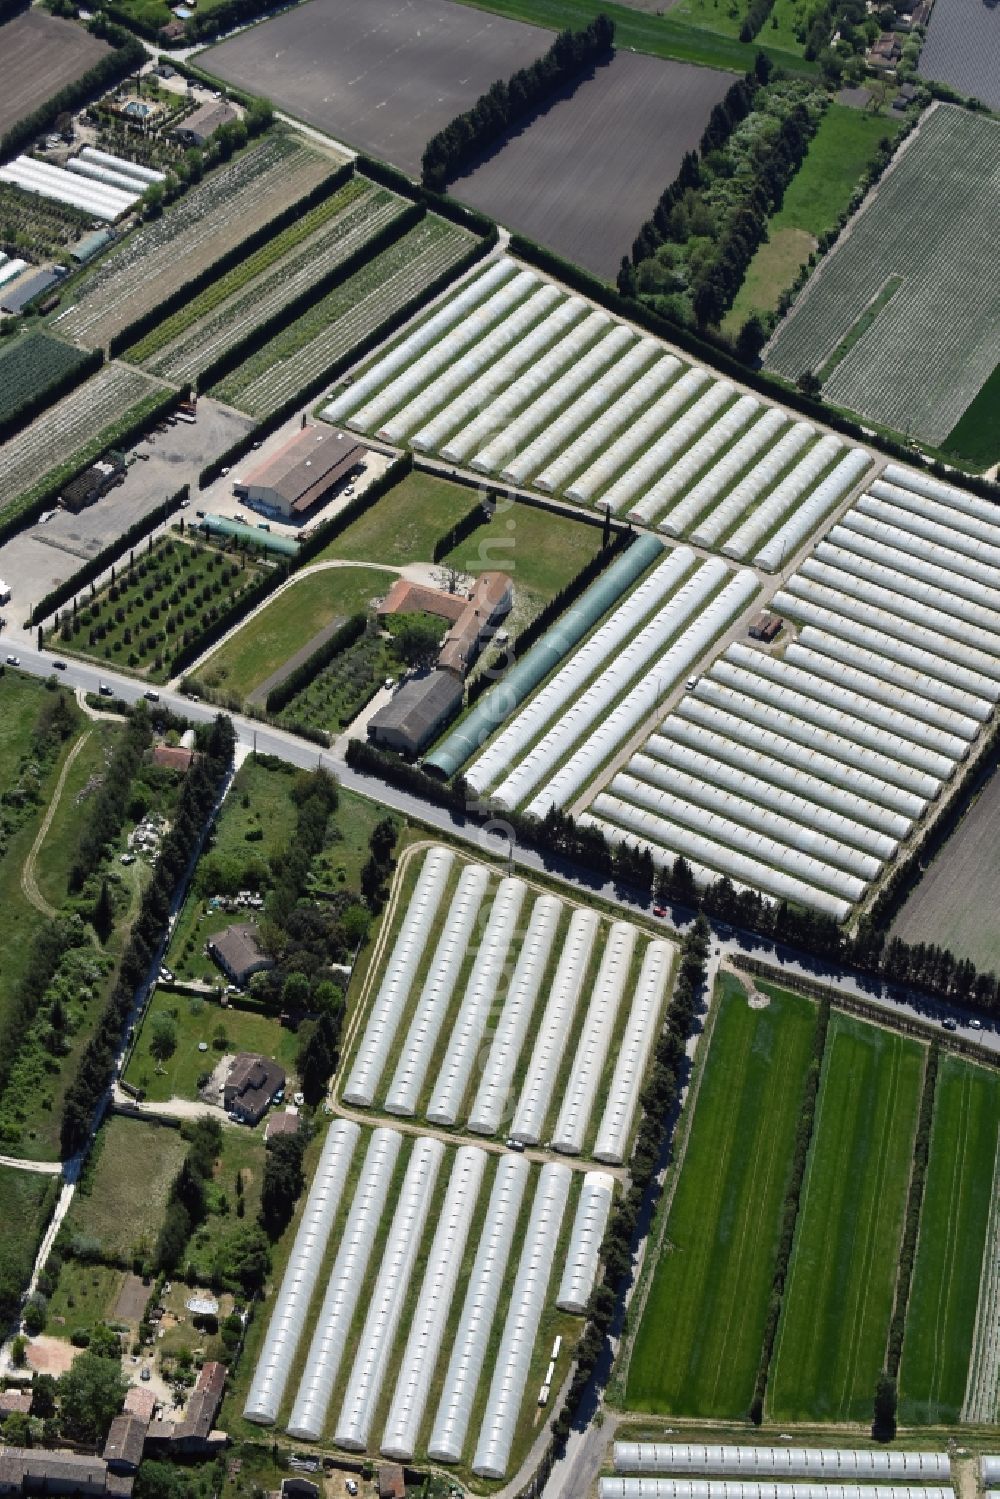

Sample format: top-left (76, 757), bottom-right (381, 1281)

top-left (246, 614), bottom-right (346, 705)
top-left (21, 729), bottom-right (92, 919)
top-left (961, 1128), bottom-right (1000, 1422)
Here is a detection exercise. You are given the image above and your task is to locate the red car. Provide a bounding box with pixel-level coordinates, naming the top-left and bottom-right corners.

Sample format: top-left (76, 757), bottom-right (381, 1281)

top-left (652, 905), bottom-right (667, 918)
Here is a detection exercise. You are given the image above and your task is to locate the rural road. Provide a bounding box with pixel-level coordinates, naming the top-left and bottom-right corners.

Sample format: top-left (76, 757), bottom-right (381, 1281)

top-left (20, 729), bottom-right (92, 920)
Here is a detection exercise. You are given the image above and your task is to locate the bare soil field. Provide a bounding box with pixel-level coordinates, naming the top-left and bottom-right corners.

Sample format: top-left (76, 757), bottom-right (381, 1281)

top-left (0, 10), bottom-right (111, 138)
top-left (199, 0), bottom-right (549, 176)
top-left (918, 0), bottom-right (1000, 111)
top-left (452, 51), bottom-right (735, 278)
top-left (892, 768), bottom-right (1000, 975)
top-left (53, 135), bottom-right (338, 348)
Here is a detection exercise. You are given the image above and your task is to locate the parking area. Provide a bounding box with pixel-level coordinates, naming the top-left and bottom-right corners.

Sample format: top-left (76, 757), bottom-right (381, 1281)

top-left (0, 398), bottom-right (255, 626)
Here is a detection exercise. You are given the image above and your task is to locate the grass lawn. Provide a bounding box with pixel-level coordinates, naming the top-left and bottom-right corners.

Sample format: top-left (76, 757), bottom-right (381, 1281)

top-left (942, 364), bottom-right (1000, 470)
top-left (0, 1166), bottom-right (59, 1301)
top-left (724, 105), bottom-right (905, 332)
top-left (452, 0), bottom-right (816, 73)
top-left (626, 976), bottom-right (817, 1416)
top-left (31, 721), bottom-right (121, 909)
top-left (316, 471), bottom-right (478, 567)
top-left (45, 1260), bottom-right (126, 1339)
top-left (439, 499), bottom-right (604, 608)
top-left (123, 988), bottom-right (299, 1103)
top-left (768, 1012), bottom-right (925, 1422)
top-left (196, 565), bottom-right (396, 701)
top-left (899, 1055), bottom-right (1000, 1424)
top-left (186, 1126), bottom-right (267, 1284)
top-left (64, 1114), bottom-right (189, 1264)
top-left (49, 534), bottom-right (270, 684)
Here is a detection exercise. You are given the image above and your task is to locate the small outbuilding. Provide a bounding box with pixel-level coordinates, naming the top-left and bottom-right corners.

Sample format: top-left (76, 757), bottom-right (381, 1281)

top-left (264, 1108), bottom-right (300, 1143)
top-left (368, 670), bottom-right (463, 757)
top-left (207, 923), bottom-right (273, 988)
top-left (748, 610), bottom-right (782, 643)
top-left (102, 1414), bottom-right (148, 1475)
top-left (376, 1466), bottom-right (405, 1499)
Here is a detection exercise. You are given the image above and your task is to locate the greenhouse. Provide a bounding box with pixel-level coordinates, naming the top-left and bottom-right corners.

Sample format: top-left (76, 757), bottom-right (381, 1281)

top-left (429, 1154), bottom-right (531, 1464)
top-left (600, 382), bottom-right (738, 515)
top-left (594, 940), bottom-right (675, 1164)
top-left (566, 369), bottom-right (710, 506)
top-left (599, 1484), bottom-right (953, 1499)
top-left (612, 1447), bottom-right (951, 1478)
top-left (660, 408), bottom-right (788, 539)
top-left (627, 394), bottom-right (761, 526)
top-left (689, 423), bottom-right (813, 551)
top-left (556, 1171), bottom-right (615, 1314)
top-left (551, 923), bottom-right (638, 1155)
top-left (752, 448), bottom-right (872, 573)
top-left (382, 861), bottom-right (491, 1117)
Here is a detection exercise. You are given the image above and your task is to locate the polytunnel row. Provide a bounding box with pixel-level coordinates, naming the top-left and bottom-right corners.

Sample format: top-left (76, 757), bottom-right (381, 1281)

top-left (586, 463), bottom-right (1000, 918)
top-left (599, 1484), bottom-right (954, 1499)
top-left (320, 260), bottom-right (874, 567)
top-left (613, 1444), bottom-right (951, 1478)
top-left (247, 1126), bottom-right (610, 1475)
top-left (342, 846), bottom-right (674, 1153)
top-left (469, 552), bottom-right (759, 817)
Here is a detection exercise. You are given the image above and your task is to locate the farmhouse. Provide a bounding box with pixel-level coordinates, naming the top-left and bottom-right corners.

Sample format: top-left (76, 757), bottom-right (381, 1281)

top-left (378, 571), bottom-right (513, 677)
top-left (233, 426), bottom-right (364, 520)
top-left (102, 1415), bottom-right (147, 1475)
top-left (173, 1361), bottom-right (227, 1449)
top-left (207, 923), bottom-right (272, 988)
top-left (368, 670), bottom-right (464, 757)
top-left (0, 1448), bottom-right (125, 1497)
top-left (172, 100), bottom-right (237, 147)
top-left (224, 1054), bottom-right (285, 1125)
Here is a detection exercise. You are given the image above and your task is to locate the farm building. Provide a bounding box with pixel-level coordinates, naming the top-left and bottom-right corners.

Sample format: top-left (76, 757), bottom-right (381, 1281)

top-left (377, 1467), bottom-right (405, 1499)
top-left (207, 922), bottom-right (273, 987)
top-left (0, 1448), bottom-right (125, 1497)
top-left (102, 1415), bottom-right (148, 1475)
top-left (378, 572), bottom-right (513, 677)
top-left (377, 578), bottom-right (468, 626)
top-left (172, 101), bottom-right (237, 147)
top-left (173, 1362), bottom-right (226, 1448)
top-left (265, 1107), bottom-right (301, 1143)
top-left (60, 457), bottom-right (125, 512)
top-left (152, 745), bottom-right (194, 773)
top-left (368, 670), bottom-right (463, 757)
top-left (224, 1054), bottom-right (285, 1125)
top-left (748, 611), bottom-right (782, 643)
top-left (0, 1395), bottom-right (30, 1419)
top-left (71, 229), bottom-right (114, 265)
top-left (1, 268), bottom-right (59, 316)
top-left (123, 1388), bottom-right (156, 1422)
top-left (233, 425), bottom-right (364, 520)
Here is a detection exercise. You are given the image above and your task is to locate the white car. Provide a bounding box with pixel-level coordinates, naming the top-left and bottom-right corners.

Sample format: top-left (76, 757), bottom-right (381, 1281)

top-left (5, 655), bottom-right (19, 666)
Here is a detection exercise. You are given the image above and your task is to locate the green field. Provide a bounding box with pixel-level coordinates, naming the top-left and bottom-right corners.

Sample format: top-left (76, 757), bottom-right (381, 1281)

top-left (316, 471), bottom-right (477, 568)
top-left (0, 332), bottom-right (89, 427)
top-left (123, 988), bottom-right (299, 1103)
top-left (452, 0), bottom-right (816, 72)
top-left (196, 565), bottom-right (395, 700)
top-left (437, 499), bottom-right (604, 609)
top-left (942, 364), bottom-right (1000, 470)
top-left (50, 533), bottom-right (270, 683)
top-left (726, 105), bottom-right (905, 331)
top-left (899, 1055), bottom-right (1000, 1424)
top-left (0, 1166), bottom-right (59, 1308)
top-left (768, 1013), bottom-right (925, 1422)
top-left (626, 976), bottom-right (818, 1416)
top-left (64, 1114), bottom-right (189, 1263)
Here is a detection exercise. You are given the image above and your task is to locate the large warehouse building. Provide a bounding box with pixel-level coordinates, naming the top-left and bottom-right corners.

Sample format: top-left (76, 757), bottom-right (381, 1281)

top-left (234, 426), bottom-right (364, 520)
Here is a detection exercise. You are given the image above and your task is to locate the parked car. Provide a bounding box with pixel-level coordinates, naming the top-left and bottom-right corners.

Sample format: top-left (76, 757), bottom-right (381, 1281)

top-left (942, 1017), bottom-right (958, 1031)
top-left (652, 905), bottom-right (667, 918)
top-left (144, 689), bottom-right (160, 701)
top-left (99, 682), bottom-right (113, 695)
top-left (52, 660), bottom-right (67, 670)
top-left (5, 655), bottom-right (18, 666)
top-left (969, 1018), bottom-right (983, 1030)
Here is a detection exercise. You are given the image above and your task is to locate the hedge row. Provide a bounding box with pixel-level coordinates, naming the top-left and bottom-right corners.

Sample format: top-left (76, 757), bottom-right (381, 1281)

top-left (0, 383), bottom-right (187, 551)
top-left (194, 202), bottom-right (424, 395)
top-left (198, 229), bottom-right (494, 490)
top-left (885, 1045), bottom-right (939, 1376)
top-left (466, 527), bottom-right (633, 707)
top-left (109, 161), bottom-right (355, 358)
top-left (265, 611), bottom-right (367, 714)
top-left (0, 345), bottom-right (103, 447)
top-left (351, 152), bottom-right (498, 239)
top-left (749, 995), bottom-right (831, 1421)
top-left (0, 32), bottom-right (145, 164)
top-left (741, 0), bottom-right (777, 40)
top-left (506, 233), bottom-right (1000, 502)
top-left (431, 502), bottom-right (485, 563)
top-left (30, 484), bottom-right (189, 626)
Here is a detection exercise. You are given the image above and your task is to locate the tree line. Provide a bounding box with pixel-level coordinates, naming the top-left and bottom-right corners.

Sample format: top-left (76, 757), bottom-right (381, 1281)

top-left (68, 709), bottom-right (152, 893)
top-left (60, 712), bottom-right (236, 1157)
top-left (421, 16), bottom-right (615, 192)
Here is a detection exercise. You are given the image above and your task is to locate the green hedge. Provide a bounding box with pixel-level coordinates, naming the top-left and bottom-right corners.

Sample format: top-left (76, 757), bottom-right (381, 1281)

top-left (31, 485), bottom-right (189, 626)
top-left (194, 202), bottom-right (424, 394)
top-left (265, 611), bottom-right (367, 714)
top-left (885, 1045), bottom-right (939, 1376)
top-left (111, 161), bottom-right (356, 359)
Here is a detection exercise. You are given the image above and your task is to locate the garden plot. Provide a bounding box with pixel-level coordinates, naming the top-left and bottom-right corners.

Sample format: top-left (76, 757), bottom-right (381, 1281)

top-left (765, 105), bottom-right (1000, 446)
top-left (53, 135), bottom-right (340, 348)
top-left (464, 547), bottom-right (758, 818)
top-left (324, 256), bottom-right (873, 568)
top-left (0, 331), bottom-right (90, 427)
top-left (342, 844), bottom-right (674, 1163)
top-left (211, 215), bottom-right (475, 418)
top-left (242, 1118), bottom-right (602, 1482)
top-left (0, 362), bottom-right (169, 512)
top-left (584, 463), bottom-right (1000, 920)
top-left (136, 184), bottom-right (407, 386)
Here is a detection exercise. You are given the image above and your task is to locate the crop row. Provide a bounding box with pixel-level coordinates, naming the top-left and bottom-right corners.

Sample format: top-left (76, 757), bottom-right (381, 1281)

top-left (0, 362), bottom-right (167, 508)
top-left (53, 136), bottom-right (332, 344)
top-left (126, 176), bottom-right (370, 363)
top-left (212, 217), bottom-right (474, 417)
top-left (139, 188), bottom-right (405, 384)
